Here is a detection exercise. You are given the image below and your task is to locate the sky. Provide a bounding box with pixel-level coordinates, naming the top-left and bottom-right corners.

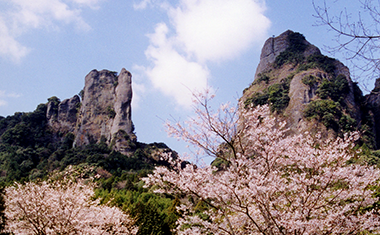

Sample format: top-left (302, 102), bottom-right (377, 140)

top-left (0, 0), bottom-right (370, 159)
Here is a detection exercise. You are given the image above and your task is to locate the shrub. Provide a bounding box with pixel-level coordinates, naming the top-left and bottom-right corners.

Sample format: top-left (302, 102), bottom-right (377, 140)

top-left (304, 99), bottom-right (339, 118)
top-left (316, 74), bottom-right (349, 102)
top-left (254, 73), bottom-right (270, 84)
top-left (298, 54), bottom-right (337, 74)
top-left (107, 106), bottom-right (116, 118)
top-left (244, 92), bottom-right (269, 108)
top-left (245, 75), bottom-right (292, 113)
top-left (268, 83), bottom-right (290, 112)
top-left (47, 96), bottom-right (60, 106)
top-left (304, 99), bottom-right (356, 132)
top-left (302, 74), bottom-right (319, 87)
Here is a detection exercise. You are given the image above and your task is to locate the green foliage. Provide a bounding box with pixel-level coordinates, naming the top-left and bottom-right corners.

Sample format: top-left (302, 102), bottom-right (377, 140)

top-left (1, 124), bottom-right (32, 147)
top-left (339, 114), bottom-right (357, 132)
top-left (355, 105), bottom-right (376, 149)
top-left (274, 32), bottom-right (308, 68)
top-left (245, 75), bottom-right (292, 113)
top-left (268, 83), bottom-right (291, 112)
top-left (0, 100), bottom-right (172, 185)
top-left (62, 133), bottom-right (75, 150)
top-left (211, 157), bottom-right (230, 171)
top-left (47, 96), bottom-right (60, 106)
top-left (1, 104), bottom-right (50, 148)
top-left (304, 100), bottom-right (340, 130)
top-left (316, 74), bottom-right (349, 102)
top-left (107, 106), bottom-right (116, 119)
top-left (303, 99), bottom-right (356, 132)
top-left (254, 73), bottom-right (270, 84)
top-left (95, 172), bottom-right (178, 235)
top-left (0, 113), bottom-right (22, 135)
top-left (302, 75), bottom-right (319, 87)
top-left (244, 92), bottom-right (269, 107)
top-left (302, 72), bottom-right (360, 136)
top-left (367, 150), bottom-right (380, 167)
top-left (298, 54), bottom-right (337, 74)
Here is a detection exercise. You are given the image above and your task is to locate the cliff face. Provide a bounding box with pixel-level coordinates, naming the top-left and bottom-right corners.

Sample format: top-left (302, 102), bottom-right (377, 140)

top-left (254, 30), bottom-right (321, 79)
top-left (242, 30), bottom-right (375, 147)
top-left (47, 68), bottom-right (135, 154)
top-left (47, 95), bottom-right (80, 135)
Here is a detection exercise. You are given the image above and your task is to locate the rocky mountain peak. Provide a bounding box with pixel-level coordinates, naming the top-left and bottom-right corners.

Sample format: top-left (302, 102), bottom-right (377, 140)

top-left (255, 30), bottom-right (321, 79)
top-left (47, 68), bottom-right (135, 154)
top-left (74, 68), bottom-right (134, 152)
top-left (242, 30), bottom-right (375, 146)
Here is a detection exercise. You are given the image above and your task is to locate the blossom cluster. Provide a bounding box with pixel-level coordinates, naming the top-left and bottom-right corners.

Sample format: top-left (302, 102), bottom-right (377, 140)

top-left (5, 179), bottom-right (137, 234)
top-left (144, 99), bottom-right (380, 234)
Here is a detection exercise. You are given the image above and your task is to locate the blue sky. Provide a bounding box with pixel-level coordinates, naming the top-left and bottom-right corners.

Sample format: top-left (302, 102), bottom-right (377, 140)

top-left (0, 0), bottom-right (369, 158)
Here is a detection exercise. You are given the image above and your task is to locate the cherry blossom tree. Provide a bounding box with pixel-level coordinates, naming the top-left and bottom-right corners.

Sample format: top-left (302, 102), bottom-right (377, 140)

top-left (5, 179), bottom-right (137, 234)
top-left (144, 93), bottom-right (380, 234)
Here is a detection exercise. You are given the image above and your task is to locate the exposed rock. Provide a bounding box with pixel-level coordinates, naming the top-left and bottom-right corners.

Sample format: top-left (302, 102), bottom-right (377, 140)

top-left (47, 95), bottom-right (80, 134)
top-left (74, 68), bottom-right (134, 153)
top-left (46, 68), bottom-right (135, 154)
top-left (255, 30), bottom-right (320, 79)
top-left (47, 101), bottom-right (58, 122)
top-left (58, 96), bottom-right (81, 131)
top-left (111, 68), bottom-right (134, 138)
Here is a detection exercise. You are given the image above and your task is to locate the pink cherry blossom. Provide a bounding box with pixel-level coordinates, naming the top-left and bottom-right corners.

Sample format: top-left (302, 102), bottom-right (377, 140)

top-left (144, 93), bottom-right (380, 235)
top-left (5, 179), bottom-right (137, 234)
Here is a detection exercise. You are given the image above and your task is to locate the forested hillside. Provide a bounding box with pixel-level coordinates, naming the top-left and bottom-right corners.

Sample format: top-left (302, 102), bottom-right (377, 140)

top-left (0, 101), bottom-right (180, 234)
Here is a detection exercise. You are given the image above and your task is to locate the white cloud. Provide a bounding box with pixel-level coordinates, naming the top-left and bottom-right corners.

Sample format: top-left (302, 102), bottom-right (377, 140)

top-left (0, 0), bottom-right (99, 61)
top-left (0, 17), bottom-right (30, 62)
top-left (133, 0), bottom-right (169, 10)
top-left (70, 0), bottom-right (102, 9)
top-left (145, 23), bottom-right (210, 107)
top-left (133, 0), bottom-right (152, 10)
top-left (171, 0), bottom-right (271, 62)
top-left (10, 0), bottom-right (91, 30)
top-left (136, 0), bottom-right (270, 108)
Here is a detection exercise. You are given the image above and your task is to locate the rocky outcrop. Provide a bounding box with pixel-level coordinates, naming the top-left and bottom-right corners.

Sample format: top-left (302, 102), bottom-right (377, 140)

top-left (242, 30), bottom-right (365, 141)
top-left (47, 95), bottom-right (80, 134)
top-left (47, 68), bottom-right (135, 154)
top-left (254, 30), bottom-right (320, 79)
top-left (74, 68), bottom-right (134, 151)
